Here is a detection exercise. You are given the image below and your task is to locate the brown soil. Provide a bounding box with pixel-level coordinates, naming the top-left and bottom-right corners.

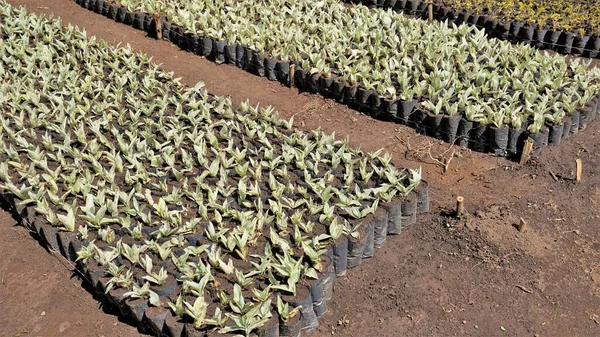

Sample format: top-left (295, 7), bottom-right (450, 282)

top-left (1, 1), bottom-right (600, 336)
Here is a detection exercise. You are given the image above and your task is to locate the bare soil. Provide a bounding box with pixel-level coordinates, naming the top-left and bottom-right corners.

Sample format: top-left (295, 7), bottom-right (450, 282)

top-left (1, 1), bottom-right (600, 336)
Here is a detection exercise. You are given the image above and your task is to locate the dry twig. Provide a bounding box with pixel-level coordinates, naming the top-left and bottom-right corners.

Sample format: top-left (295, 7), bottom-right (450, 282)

top-left (515, 285), bottom-right (533, 294)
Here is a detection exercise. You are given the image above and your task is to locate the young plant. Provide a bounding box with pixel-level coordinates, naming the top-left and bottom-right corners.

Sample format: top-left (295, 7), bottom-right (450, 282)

top-left (123, 281), bottom-right (161, 307)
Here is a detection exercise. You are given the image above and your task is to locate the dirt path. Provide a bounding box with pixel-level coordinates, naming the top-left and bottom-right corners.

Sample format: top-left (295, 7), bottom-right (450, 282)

top-left (1, 1), bottom-right (600, 336)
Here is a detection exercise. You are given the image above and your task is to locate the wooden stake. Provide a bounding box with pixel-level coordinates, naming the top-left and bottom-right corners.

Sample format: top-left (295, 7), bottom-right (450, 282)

top-left (518, 217), bottom-right (527, 233)
top-left (153, 13), bottom-right (162, 40)
top-left (428, 1), bottom-right (434, 22)
top-left (519, 138), bottom-right (534, 165)
top-left (455, 196), bottom-right (464, 218)
top-left (576, 158), bottom-right (582, 183)
top-left (289, 63), bottom-right (295, 88)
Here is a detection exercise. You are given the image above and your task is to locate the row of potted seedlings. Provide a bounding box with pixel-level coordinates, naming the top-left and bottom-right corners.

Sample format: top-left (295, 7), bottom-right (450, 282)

top-left (73, 0), bottom-right (600, 158)
top-left (345, 0), bottom-right (600, 58)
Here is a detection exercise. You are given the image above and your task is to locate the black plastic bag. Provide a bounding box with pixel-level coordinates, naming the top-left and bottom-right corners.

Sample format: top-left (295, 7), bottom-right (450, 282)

top-left (584, 36), bottom-right (600, 58)
top-left (40, 225), bottom-right (59, 250)
top-left (441, 114), bottom-right (462, 144)
top-left (310, 275), bottom-right (327, 317)
top-left (200, 36), bottom-right (213, 57)
top-left (115, 6), bottom-right (127, 23)
top-left (86, 0), bottom-right (96, 11)
top-left (547, 123), bottom-right (564, 146)
top-left (469, 122), bottom-right (488, 153)
top-left (532, 125), bottom-right (549, 147)
top-left (436, 6), bottom-right (452, 21)
top-left (361, 216), bottom-right (375, 258)
top-left (150, 276), bottom-right (178, 297)
top-left (57, 232), bottom-right (77, 262)
top-left (400, 192), bottom-right (417, 228)
top-left (107, 3), bottom-right (118, 19)
top-left (494, 21), bottom-right (511, 39)
top-left (382, 201), bottom-right (402, 235)
top-left (279, 314), bottom-right (302, 337)
top-left (407, 0), bottom-right (421, 15)
top-left (346, 226), bottom-right (366, 269)
top-left (225, 43), bottom-right (237, 65)
top-left (333, 236), bottom-right (348, 276)
top-left (467, 14), bottom-right (480, 25)
top-left (330, 78), bottom-right (345, 100)
top-left (141, 307), bottom-right (169, 335)
top-left (416, 180), bottom-right (429, 214)
top-left (236, 44), bottom-right (247, 69)
top-left (381, 98), bottom-right (398, 119)
top-left (356, 87), bottom-right (372, 108)
top-left (580, 105), bottom-right (595, 130)
top-left (243, 48), bottom-right (255, 72)
top-left (570, 110), bottom-right (580, 135)
top-left (161, 21), bottom-right (172, 42)
top-left (397, 98), bottom-right (417, 124)
top-left (258, 315), bottom-right (280, 337)
top-left (545, 29), bottom-right (562, 49)
top-left (124, 10), bottom-right (135, 26)
top-left (143, 13), bottom-right (153, 32)
top-left (425, 112), bottom-right (444, 140)
top-left (372, 208), bottom-right (389, 249)
top-left (123, 298), bottom-right (148, 324)
top-left (94, 0), bottom-right (104, 14)
top-left (518, 24), bottom-right (535, 43)
top-left (254, 53), bottom-right (267, 77)
top-left (510, 21), bottom-right (524, 40)
top-left (410, 107), bottom-right (428, 134)
top-left (561, 115), bottom-right (572, 140)
top-left (343, 84), bottom-right (358, 105)
top-left (162, 315), bottom-right (186, 337)
top-left (265, 57), bottom-right (278, 81)
top-left (534, 27), bottom-right (548, 48)
top-left (285, 286), bottom-right (318, 331)
top-left (557, 31), bottom-right (575, 54)
top-left (170, 25), bottom-right (185, 46)
top-left (295, 68), bottom-right (310, 91)
top-left (507, 124), bottom-right (526, 157)
top-left (319, 75), bottom-right (335, 97)
top-left (488, 125), bottom-right (509, 156)
top-left (277, 60), bottom-right (290, 85)
top-left (213, 40), bottom-right (226, 64)
top-left (132, 12), bottom-right (146, 31)
top-left (322, 256), bottom-right (335, 300)
top-left (307, 73), bottom-right (321, 93)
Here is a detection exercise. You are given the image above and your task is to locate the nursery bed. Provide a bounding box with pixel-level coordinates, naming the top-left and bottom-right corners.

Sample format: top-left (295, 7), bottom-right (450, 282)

top-left (0, 2), bottom-right (428, 336)
top-left (347, 0), bottom-right (600, 58)
top-left (73, 0), bottom-right (600, 159)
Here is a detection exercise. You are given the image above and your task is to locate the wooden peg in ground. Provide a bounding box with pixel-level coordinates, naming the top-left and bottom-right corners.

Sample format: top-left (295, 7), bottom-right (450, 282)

top-left (428, 1), bottom-right (434, 22)
top-left (289, 63), bottom-right (295, 88)
top-left (153, 13), bottom-right (162, 40)
top-left (518, 218), bottom-right (527, 233)
top-left (576, 158), bottom-right (582, 183)
top-left (455, 196), bottom-right (464, 218)
top-left (519, 138), bottom-right (534, 165)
